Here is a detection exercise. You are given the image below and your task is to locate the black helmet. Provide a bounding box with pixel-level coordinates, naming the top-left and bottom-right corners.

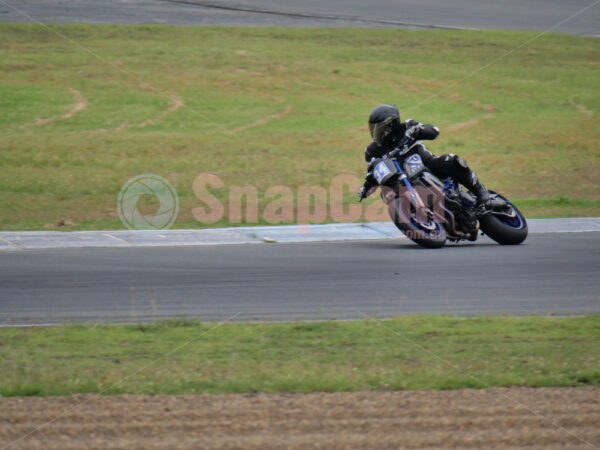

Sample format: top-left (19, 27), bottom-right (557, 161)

top-left (368, 104), bottom-right (401, 147)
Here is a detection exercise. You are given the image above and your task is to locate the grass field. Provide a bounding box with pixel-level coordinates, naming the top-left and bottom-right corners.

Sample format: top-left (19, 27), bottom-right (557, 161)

top-left (0, 24), bottom-right (598, 230)
top-left (0, 316), bottom-right (598, 396)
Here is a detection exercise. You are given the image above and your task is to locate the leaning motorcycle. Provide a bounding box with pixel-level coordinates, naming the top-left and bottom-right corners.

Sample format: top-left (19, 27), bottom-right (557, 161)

top-left (363, 142), bottom-right (528, 248)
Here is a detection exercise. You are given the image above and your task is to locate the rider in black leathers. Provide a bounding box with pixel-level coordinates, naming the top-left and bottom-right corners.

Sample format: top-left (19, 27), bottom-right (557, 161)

top-left (358, 104), bottom-right (489, 205)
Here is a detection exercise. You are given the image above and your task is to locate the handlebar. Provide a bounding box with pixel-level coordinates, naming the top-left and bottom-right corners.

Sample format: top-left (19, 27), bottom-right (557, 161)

top-left (387, 144), bottom-right (411, 159)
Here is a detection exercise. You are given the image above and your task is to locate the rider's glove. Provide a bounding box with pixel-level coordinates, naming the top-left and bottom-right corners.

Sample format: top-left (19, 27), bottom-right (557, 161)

top-left (358, 185), bottom-right (368, 202)
top-left (404, 124), bottom-right (423, 141)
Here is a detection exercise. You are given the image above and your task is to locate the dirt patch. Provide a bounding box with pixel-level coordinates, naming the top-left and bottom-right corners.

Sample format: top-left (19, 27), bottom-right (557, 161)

top-left (231, 104), bottom-right (293, 134)
top-left (114, 89), bottom-right (183, 131)
top-left (207, 80), bottom-right (285, 103)
top-left (27, 88), bottom-right (88, 127)
top-left (1, 387), bottom-right (598, 449)
top-left (234, 68), bottom-right (267, 78)
top-left (43, 218), bottom-right (75, 228)
top-left (444, 94), bottom-right (497, 132)
top-left (446, 113), bottom-right (494, 132)
top-left (569, 99), bottom-right (593, 117)
top-left (89, 86), bottom-right (184, 133)
top-left (447, 94), bottom-right (497, 112)
top-left (467, 100), bottom-right (497, 112)
top-left (301, 81), bottom-right (327, 89)
top-left (404, 84), bottom-right (421, 93)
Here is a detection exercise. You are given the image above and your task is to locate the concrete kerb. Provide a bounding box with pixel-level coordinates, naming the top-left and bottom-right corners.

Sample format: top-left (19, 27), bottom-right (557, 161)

top-left (0, 218), bottom-right (599, 250)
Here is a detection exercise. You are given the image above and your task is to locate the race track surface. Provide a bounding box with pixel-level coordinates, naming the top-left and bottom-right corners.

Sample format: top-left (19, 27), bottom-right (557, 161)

top-left (1, 0), bottom-right (598, 36)
top-left (1, 232), bottom-right (599, 325)
top-left (1, 388), bottom-right (598, 449)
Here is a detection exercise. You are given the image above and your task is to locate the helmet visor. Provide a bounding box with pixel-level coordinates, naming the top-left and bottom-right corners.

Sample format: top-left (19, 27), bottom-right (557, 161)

top-left (369, 117), bottom-right (394, 146)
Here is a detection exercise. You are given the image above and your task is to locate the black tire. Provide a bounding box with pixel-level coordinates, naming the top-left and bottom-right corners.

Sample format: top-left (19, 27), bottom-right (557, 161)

top-left (389, 198), bottom-right (447, 248)
top-left (479, 194), bottom-right (528, 245)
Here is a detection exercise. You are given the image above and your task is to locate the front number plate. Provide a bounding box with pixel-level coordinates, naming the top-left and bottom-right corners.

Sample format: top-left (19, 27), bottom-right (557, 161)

top-left (404, 154), bottom-right (424, 178)
top-left (374, 161), bottom-right (392, 184)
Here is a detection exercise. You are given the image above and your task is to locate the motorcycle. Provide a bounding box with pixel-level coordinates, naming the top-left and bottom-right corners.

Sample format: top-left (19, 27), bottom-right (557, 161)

top-left (363, 142), bottom-right (528, 248)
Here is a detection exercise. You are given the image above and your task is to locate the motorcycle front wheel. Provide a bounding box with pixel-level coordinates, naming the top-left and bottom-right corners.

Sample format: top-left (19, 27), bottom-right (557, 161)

top-left (389, 197), bottom-right (447, 249)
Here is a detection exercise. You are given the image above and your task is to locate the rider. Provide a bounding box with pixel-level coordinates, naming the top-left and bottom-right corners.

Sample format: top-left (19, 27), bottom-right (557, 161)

top-left (358, 104), bottom-right (489, 206)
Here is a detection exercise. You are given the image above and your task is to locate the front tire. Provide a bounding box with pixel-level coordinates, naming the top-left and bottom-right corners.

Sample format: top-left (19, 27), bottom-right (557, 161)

top-left (479, 193), bottom-right (528, 245)
top-left (389, 197), bottom-right (447, 248)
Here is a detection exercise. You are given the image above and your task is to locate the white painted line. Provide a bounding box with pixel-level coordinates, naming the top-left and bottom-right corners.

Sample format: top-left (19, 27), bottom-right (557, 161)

top-left (0, 236), bottom-right (20, 250)
top-left (102, 233), bottom-right (132, 245)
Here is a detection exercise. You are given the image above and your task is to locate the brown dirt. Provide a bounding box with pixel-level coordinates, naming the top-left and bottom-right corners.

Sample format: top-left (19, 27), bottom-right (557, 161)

top-left (1, 387), bottom-right (598, 449)
top-left (446, 113), bottom-right (494, 132)
top-left (569, 99), bottom-right (593, 117)
top-left (27, 88), bottom-right (88, 127)
top-left (89, 85), bottom-right (183, 133)
top-left (231, 104), bottom-right (293, 134)
top-left (467, 100), bottom-right (497, 112)
top-left (113, 89), bottom-right (183, 131)
top-left (300, 82), bottom-right (327, 89)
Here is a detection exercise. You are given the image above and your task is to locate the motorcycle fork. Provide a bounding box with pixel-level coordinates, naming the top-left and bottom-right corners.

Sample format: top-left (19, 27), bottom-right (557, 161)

top-left (393, 161), bottom-right (432, 224)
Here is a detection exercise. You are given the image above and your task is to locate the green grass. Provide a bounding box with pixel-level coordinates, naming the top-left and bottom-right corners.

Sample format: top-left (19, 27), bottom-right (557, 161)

top-left (0, 316), bottom-right (598, 396)
top-left (0, 24), bottom-right (598, 230)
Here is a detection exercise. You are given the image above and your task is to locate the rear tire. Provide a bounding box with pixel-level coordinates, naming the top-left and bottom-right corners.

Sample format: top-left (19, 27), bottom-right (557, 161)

top-left (479, 194), bottom-right (528, 245)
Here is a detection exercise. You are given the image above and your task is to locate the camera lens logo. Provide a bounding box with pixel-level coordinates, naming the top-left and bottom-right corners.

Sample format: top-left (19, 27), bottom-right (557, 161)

top-left (117, 174), bottom-right (179, 230)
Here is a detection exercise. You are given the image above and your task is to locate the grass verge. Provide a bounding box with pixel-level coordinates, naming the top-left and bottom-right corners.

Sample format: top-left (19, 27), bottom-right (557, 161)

top-left (0, 315), bottom-right (598, 396)
top-left (0, 24), bottom-right (599, 230)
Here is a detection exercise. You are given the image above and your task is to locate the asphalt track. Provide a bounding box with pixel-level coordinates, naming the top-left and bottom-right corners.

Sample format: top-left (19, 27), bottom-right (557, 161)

top-left (1, 0), bottom-right (598, 36)
top-left (1, 1), bottom-right (598, 326)
top-left (1, 231), bottom-right (599, 326)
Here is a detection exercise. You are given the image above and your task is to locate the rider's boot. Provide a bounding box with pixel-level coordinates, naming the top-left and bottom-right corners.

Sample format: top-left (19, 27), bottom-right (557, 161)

top-left (461, 171), bottom-right (490, 207)
top-left (471, 180), bottom-right (490, 207)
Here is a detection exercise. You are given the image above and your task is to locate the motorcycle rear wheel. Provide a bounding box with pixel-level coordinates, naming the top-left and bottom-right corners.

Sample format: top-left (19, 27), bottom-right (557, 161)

top-left (479, 193), bottom-right (528, 245)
